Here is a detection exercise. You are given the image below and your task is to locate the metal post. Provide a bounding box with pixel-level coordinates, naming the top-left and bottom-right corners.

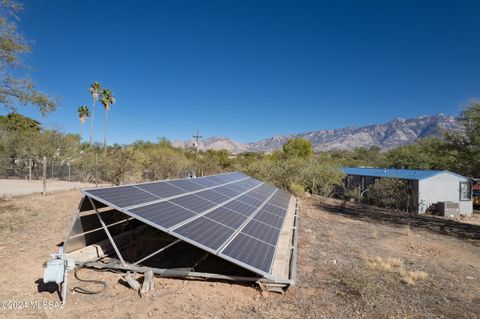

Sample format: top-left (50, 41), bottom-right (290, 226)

top-left (42, 156), bottom-right (47, 195)
top-left (88, 197), bottom-right (126, 266)
top-left (51, 161), bottom-right (54, 179)
top-left (68, 163), bottom-right (71, 182)
top-left (28, 159), bottom-right (32, 181)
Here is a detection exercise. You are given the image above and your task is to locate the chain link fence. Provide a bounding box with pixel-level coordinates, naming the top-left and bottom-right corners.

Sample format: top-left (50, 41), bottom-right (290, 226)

top-left (0, 156), bottom-right (99, 183)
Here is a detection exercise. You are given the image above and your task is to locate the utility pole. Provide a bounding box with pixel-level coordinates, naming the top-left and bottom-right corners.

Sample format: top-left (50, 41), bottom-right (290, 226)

top-left (192, 130), bottom-right (203, 158)
top-left (192, 130), bottom-right (202, 178)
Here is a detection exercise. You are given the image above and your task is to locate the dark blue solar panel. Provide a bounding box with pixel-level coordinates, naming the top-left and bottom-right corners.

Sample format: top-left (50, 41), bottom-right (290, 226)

top-left (174, 217), bottom-right (234, 250)
top-left (236, 194), bottom-right (265, 208)
top-left (137, 182), bottom-right (186, 199)
top-left (221, 233), bottom-right (275, 273)
top-left (204, 207), bottom-right (248, 229)
top-left (215, 173), bottom-right (240, 182)
top-left (170, 194), bottom-right (217, 213)
top-left (85, 186), bottom-right (159, 208)
top-left (128, 201), bottom-right (196, 229)
top-left (196, 189), bottom-right (230, 204)
top-left (262, 203), bottom-right (287, 218)
top-left (224, 200), bottom-right (258, 216)
top-left (190, 177), bottom-right (221, 188)
top-left (241, 220), bottom-right (280, 245)
top-left (213, 186), bottom-right (243, 197)
top-left (253, 209), bottom-right (284, 229)
top-left (166, 179), bottom-right (205, 192)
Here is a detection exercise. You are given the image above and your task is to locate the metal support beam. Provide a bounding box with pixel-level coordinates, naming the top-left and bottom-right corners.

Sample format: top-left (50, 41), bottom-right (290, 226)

top-left (83, 261), bottom-right (263, 283)
top-left (88, 197), bottom-right (126, 266)
top-left (133, 239), bottom-right (181, 265)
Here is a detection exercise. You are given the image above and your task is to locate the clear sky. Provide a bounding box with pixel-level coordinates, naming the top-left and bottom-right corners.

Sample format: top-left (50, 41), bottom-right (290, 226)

top-left (7, 0), bottom-right (480, 144)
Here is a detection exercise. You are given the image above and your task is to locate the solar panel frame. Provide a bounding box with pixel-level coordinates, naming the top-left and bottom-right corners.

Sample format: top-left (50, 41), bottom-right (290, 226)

top-left (80, 172), bottom-right (294, 279)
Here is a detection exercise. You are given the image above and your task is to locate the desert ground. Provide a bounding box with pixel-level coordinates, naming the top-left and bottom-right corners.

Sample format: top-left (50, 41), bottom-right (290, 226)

top-left (0, 189), bottom-right (479, 319)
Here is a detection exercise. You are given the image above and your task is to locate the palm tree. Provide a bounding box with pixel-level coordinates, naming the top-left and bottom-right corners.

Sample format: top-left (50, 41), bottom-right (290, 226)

top-left (100, 88), bottom-right (116, 155)
top-left (77, 105), bottom-right (90, 140)
top-left (88, 82), bottom-right (102, 146)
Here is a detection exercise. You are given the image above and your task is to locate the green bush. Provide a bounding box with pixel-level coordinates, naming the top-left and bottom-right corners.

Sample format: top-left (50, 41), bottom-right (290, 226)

top-left (289, 183), bottom-right (305, 197)
top-left (365, 178), bottom-right (417, 212)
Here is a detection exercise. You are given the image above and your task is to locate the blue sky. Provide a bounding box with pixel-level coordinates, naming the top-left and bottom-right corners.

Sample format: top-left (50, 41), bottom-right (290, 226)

top-left (7, 0), bottom-right (480, 144)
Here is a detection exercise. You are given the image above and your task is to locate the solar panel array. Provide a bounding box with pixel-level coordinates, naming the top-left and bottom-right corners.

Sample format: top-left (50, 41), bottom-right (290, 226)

top-left (82, 172), bottom-right (293, 277)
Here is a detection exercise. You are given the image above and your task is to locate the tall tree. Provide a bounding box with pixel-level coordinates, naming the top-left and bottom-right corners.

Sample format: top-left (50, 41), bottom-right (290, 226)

top-left (77, 105), bottom-right (89, 140)
top-left (445, 100), bottom-right (480, 177)
top-left (100, 88), bottom-right (116, 155)
top-left (0, 0), bottom-right (57, 114)
top-left (88, 82), bottom-right (101, 145)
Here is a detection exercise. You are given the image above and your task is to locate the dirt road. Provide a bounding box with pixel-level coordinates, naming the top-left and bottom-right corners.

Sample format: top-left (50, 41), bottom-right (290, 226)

top-left (0, 191), bottom-right (478, 318)
top-left (0, 179), bottom-right (101, 196)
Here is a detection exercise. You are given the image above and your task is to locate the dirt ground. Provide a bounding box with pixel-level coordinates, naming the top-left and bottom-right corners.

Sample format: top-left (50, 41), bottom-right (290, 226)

top-left (0, 179), bottom-right (101, 196)
top-left (0, 191), bottom-right (479, 319)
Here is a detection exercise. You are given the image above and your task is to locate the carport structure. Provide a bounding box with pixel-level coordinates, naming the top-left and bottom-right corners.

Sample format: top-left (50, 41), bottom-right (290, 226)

top-left (63, 172), bottom-right (298, 292)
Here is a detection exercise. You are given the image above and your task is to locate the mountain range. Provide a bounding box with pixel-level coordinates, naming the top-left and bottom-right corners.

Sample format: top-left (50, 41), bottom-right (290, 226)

top-left (172, 114), bottom-right (463, 153)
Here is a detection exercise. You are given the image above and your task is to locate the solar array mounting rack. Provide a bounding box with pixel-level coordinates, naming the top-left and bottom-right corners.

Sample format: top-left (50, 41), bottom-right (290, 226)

top-left (64, 172), bottom-right (298, 286)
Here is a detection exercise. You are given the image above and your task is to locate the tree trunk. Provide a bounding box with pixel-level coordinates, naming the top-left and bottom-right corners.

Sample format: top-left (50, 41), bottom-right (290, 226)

top-left (89, 99), bottom-right (96, 146)
top-left (104, 108), bottom-right (108, 156)
top-left (80, 122), bottom-right (82, 140)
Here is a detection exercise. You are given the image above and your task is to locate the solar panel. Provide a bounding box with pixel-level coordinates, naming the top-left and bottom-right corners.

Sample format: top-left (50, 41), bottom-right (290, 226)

top-left (236, 194), bottom-right (266, 208)
top-left (129, 201), bottom-right (196, 229)
top-left (86, 186), bottom-right (159, 208)
top-left (81, 172), bottom-right (293, 279)
top-left (241, 219), bottom-right (280, 245)
top-left (212, 186), bottom-right (243, 197)
top-left (170, 194), bottom-right (217, 214)
top-left (166, 179), bottom-right (206, 192)
top-left (253, 209), bottom-right (284, 229)
top-left (174, 217), bottom-right (235, 250)
top-left (190, 177), bottom-right (222, 188)
top-left (262, 203), bottom-right (287, 217)
top-left (221, 233), bottom-right (275, 273)
top-left (204, 206), bottom-right (248, 229)
top-left (196, 189), bottom-right (230, 204)
top-left (223, 200), bottom-right (258, 217)
top-left (136, 182), bottom-right (186, 199)
top-left (223, 184), bottom-right (247, 193)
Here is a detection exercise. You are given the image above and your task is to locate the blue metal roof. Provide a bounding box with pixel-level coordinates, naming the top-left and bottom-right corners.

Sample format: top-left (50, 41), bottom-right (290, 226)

top-left (342, 167), bottom-right (466, 180)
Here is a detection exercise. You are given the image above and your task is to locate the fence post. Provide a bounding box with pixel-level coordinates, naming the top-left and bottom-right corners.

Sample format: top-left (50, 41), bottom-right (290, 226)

top-left (29, 159), bottom-right (32, 181)
top-left (51, 161), bottom-right (54, 179)
top-left (95, 152), bottom-right (98, 188)
top-left (68, 163), bottom-right (71, 182)
top-left (42, 156), bottom-right (47, 195)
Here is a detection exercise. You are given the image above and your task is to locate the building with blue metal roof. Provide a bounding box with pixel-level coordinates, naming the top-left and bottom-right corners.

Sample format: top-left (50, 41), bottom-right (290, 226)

top-left (343, 167), bottom-right (473, 216)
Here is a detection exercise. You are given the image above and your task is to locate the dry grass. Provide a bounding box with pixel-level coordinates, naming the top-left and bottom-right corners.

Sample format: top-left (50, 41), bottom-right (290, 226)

top-left (363, 255), bottom-right (428, 285)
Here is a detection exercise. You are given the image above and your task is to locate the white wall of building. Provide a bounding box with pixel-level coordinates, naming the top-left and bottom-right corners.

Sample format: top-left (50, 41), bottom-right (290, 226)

top-left (418, 173), bottom-right (473, 215)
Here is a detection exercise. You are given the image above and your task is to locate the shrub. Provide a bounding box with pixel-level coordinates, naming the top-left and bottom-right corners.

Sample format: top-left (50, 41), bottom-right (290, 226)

top-left (365, 178), bottom-right (416, 212)
top-left (289, 183), bottom-right (305, 197)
